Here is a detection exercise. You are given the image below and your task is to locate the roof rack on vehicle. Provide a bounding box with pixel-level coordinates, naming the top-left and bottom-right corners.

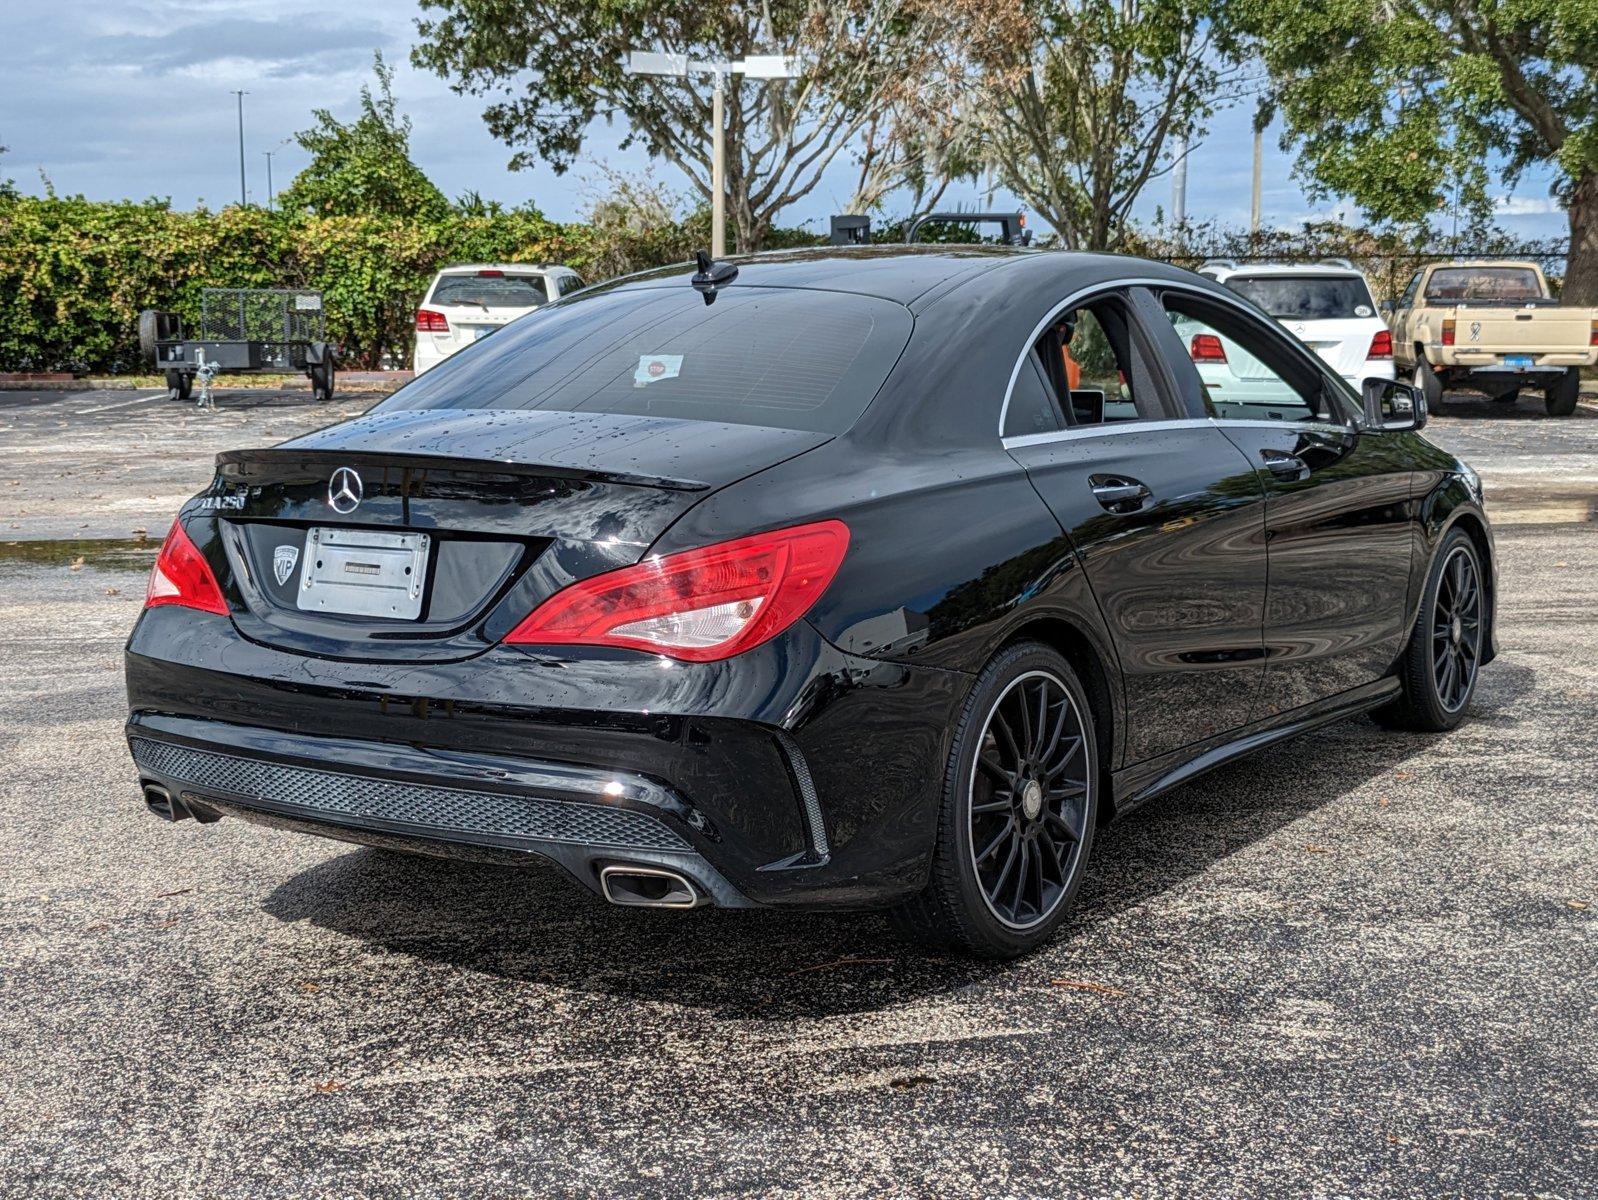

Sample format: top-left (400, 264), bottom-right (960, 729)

top-left (1197, 258), bottom-right (1237, 272)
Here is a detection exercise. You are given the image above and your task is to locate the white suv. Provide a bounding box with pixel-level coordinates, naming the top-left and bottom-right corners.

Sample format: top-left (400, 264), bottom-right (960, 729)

top-left (1193, 260), bottom-right (1395, 392)
top-left (413, 264), bottom-right (585, 375)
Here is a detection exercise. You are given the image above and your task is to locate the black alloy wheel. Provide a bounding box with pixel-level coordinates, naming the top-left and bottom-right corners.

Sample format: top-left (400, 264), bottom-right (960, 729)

top-left (1430, 544), bottom-right (1482, 714)
top-left (892, 642), bottom-right (1099, 958)
top-left (1374, 528), bottom-right (1484, 732)
top-left (969, 670), bottom-right (1091, 930)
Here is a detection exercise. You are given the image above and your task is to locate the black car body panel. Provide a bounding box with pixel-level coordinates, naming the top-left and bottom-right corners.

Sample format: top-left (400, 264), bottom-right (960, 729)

top-left (125, 246), bottom-right (1497, 912)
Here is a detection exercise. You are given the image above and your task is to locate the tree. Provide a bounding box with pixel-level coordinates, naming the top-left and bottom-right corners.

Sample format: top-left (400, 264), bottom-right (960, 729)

top-left (1242, 0), bottom-right (1598, 303)
top-left (971, 0), bottom-right (1253, 251)
top-left (278, 53), bottom-right (451, 221)
top-left (412, 0), bottom-right (1003, 251)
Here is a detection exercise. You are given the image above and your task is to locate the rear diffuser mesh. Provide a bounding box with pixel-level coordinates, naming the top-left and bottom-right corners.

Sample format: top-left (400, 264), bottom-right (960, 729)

top-left (130, 738), bottom-right (688, 852)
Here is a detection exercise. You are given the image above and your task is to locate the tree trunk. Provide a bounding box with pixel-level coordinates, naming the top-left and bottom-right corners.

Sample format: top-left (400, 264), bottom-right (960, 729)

top-left (1564, 169), bottom-right (1598, 306)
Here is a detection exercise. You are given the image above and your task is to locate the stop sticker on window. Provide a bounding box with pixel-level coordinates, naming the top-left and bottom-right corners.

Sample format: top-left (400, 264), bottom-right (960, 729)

top-left (634, 354), bottom-right (683, 387)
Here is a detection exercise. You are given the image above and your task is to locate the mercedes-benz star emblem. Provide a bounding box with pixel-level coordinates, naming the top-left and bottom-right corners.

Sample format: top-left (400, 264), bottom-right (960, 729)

top-left (327, 466), bottom-right (363, 514)
top-left (273, 544), bottom-right (299, 586)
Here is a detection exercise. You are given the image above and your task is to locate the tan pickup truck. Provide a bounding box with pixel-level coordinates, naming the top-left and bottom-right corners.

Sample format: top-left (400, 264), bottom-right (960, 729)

top-left (1389, 261), bottom-right (1596, 416)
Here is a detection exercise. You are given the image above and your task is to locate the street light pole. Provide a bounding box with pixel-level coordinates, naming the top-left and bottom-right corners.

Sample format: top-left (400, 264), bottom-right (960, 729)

top-left (1250, 125), bottom-right (1263, 237)
top-left (231, 90), bottom-right (249, 208)
top-left (263, 151), bottom-right (275, 213)
top-left (710, 68), bottom-right (726, 257)
top-left (624, 50), bottom-right (797, 259)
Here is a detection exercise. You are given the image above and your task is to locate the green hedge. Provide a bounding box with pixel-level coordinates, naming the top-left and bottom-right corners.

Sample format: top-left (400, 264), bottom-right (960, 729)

top-left (0, 194), bottom-right (814, 373)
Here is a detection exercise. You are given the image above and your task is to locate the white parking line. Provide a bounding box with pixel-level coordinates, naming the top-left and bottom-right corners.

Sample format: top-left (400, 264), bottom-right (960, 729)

top-left (76, 391), bottom-right (167, 414)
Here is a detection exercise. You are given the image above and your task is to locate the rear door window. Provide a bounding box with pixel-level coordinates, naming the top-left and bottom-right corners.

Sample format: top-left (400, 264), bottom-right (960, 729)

top-left (383, 285), bottom-right (914, 434)
top-left (1223, 274), bottom-right (1377, 320)
top-left (1029, 295), bottom-right (1171, 428)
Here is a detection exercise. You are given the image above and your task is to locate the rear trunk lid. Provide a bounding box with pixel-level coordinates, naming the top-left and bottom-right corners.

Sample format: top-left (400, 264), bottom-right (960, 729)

top-left (200, 409), bottom-right (830, 661)
top-left (1279, 316), bottom-right (1386, 380)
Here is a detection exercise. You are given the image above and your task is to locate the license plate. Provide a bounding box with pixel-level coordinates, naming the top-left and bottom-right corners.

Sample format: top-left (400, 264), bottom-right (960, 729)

top-left (296, 527), bottom-right (429, 619)
top-left (1505, 354), bottom-right (1534, 370)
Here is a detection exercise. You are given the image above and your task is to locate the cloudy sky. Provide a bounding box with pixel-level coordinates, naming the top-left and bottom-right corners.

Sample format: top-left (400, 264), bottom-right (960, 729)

top-left (2, 0), bottom-right (1569, 240)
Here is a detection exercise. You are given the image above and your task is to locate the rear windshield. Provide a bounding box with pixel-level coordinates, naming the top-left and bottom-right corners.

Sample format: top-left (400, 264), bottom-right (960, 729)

top-left (430, 273), bottom-right (550, 309)
top-left (381, 285), bottom-right (913, 434)
top-left (1424, 266), bottom-right (1545, 303)
top-left (1224, 274), bottom-right (1376, 320)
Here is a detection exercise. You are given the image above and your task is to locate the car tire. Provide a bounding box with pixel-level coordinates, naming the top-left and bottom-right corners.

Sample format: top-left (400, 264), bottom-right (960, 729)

top-left (1415, 354), bottom-right (1444, 411)
top-left (1372, 528), bottom-right (1485, 733)
top-left (1545, 368), bottom-right (1580, 417)
top-left (890, 641), bottom-right (1099, 959)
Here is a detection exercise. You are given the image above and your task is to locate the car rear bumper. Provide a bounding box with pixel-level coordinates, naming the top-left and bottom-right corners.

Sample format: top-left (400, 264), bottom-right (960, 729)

top-left (128, 714), bottom-right (756, 906)
top-left (124, 607), bottom-right (970, 909)
top-left (412, 339), bottom-right (451, 376)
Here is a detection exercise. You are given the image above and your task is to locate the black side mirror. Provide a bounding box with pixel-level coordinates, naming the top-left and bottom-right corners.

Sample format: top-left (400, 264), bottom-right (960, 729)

top-left (1363, 377), bottom-right (1426, 431)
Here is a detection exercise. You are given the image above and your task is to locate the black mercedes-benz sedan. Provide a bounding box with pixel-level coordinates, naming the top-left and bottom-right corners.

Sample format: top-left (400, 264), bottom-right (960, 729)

top-left (125, 247), bottom-right (1495, 957)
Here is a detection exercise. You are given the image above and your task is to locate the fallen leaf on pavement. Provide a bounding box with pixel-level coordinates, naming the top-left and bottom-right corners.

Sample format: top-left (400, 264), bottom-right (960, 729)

top-left (1394, 771), bottom-right (1414, 781)
top-left (1377, 796), bottom-right (1390, 807)
top-left (104, 587), bottom-right (119, 596)
top-left (1051, 979), bottom-right (1128, 997)
top-left (312, 1080), bottom-right (344, 1094)
top-left (1568, 900), bottom-right (1590, 911)
top-left (69, 557), bottom-right (84, 571)
top-left (1304, 843), bottom-right (1331, 854)
top-left (153, 887), bottom-right (192, 898)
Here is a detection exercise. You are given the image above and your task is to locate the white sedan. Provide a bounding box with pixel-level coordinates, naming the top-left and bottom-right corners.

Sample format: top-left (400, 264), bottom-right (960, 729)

top-left (413, 264), bottom-right (584, 375)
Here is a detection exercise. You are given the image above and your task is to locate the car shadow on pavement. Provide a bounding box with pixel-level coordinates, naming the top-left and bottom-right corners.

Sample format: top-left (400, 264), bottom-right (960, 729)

top-left (261, 664), bottom-right (1534, 1021)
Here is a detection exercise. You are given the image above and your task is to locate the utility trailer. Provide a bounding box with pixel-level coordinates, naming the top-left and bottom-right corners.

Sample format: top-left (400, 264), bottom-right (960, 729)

top-left (828, 211), bottom-right (1033, 247)
top-left (139, 288), bottom-right (337, 402)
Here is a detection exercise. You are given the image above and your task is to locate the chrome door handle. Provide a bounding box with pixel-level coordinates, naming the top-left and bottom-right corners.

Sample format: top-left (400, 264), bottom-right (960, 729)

top-left (1089, 476), bottom-right (1153, 513)
top-left (1260, 450), bottom-right (1309, 481)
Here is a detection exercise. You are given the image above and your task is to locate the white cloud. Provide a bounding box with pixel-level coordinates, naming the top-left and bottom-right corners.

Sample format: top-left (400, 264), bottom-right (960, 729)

top-left (1493, 195), bottom-right (1563, 217)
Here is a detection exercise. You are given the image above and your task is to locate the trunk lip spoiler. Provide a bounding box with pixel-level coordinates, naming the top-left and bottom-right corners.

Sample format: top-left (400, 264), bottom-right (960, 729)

top-left (214, 447), bottom-right (712, 493)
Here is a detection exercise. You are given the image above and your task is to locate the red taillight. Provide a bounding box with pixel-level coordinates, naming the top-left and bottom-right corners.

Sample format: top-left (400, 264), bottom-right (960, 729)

top-left (1368, 329), bottom-right (1393, 359)
top-left (1590, 319), bottom-right (1597, 346)
top-left (416, 309), bottom-right (449, 332)
top-left (504, 520), bottom-right (850, 662)
top-left (1441, 318), bottom-right (1455, 346)
top-left (145, 519), bottom-right (228, 615)
top-left (477, 269), bottom-right (505, 278)
top-left (1190, 333), bottom-right (1228, 363)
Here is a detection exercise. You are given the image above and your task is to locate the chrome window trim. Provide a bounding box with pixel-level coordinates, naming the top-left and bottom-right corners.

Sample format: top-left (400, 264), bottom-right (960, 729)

top-left (1002, 417), bottom-right (1208, 450)
top-left (995, 274), bottom-right (1364, 443)
top-left (1001, 415), bottom-right (1356, 452)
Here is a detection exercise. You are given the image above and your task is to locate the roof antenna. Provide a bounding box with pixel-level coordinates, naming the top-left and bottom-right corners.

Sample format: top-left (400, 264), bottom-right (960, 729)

top-left (691, 250), bottom-right (738, 304)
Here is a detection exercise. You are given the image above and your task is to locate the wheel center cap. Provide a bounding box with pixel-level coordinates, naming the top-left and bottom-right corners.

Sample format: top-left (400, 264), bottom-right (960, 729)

top-left (1021, 779), bottom-right (1044, 821)
top-left (1451, 616), bottom-right (1462, 645)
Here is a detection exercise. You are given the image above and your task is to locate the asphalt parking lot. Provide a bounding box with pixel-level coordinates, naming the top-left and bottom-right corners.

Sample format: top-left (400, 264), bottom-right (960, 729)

top-left (2, 386), bottom-right (1594, 1198)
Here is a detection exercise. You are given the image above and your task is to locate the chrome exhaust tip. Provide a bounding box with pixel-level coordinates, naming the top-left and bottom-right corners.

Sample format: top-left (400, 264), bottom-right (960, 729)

top-left (142, 782), bottom-right (184, 821)
top-left (599, 865), bottom-right (705, 909)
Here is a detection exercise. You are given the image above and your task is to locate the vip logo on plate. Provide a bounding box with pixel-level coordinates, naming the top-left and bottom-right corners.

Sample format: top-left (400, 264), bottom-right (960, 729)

top-left (273, 544), bottom-right (300, 586)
